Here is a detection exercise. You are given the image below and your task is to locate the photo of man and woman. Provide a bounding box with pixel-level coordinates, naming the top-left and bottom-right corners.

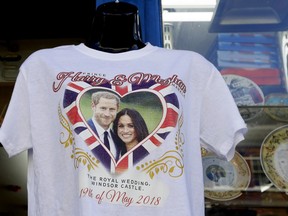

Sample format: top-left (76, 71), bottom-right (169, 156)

top-left (79, 89), bottom-right (163, 162)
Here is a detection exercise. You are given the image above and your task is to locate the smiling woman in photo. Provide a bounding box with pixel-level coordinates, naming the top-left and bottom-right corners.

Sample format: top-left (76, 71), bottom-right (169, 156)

top-left (113, 108), bottom-right (149, 157)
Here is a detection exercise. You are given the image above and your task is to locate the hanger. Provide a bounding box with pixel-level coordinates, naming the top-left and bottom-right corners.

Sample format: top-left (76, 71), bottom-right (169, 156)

top-left (85, 0), bottom-right (146, 53)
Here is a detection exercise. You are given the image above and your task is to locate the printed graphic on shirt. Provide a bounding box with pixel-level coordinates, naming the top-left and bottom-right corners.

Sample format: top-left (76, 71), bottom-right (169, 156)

top-left (57, 72), bottom-right (186, 207)
top-left (58, 103), bottom-right (185, 207)
top-left (63, 79), bottom-right (180, 174)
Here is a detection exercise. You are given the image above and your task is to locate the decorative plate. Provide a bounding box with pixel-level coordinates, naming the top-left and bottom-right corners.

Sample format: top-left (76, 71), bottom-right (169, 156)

top-left (202, 150), bottom-right (251, 201)
top-left (264, 93), bottom-right (288, 122)
top-left (222, 74), bottom-right (265, 121)
top-left (260, 125), bottom-right (288, 191)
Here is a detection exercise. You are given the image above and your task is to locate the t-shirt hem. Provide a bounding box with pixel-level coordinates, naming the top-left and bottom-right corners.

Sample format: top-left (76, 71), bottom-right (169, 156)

top-left (201, 124), bottom-right (247, 161)
top-left (0, 130), bottom-right (25, 158)
top-left (219, 126), bottom-right (248, 161)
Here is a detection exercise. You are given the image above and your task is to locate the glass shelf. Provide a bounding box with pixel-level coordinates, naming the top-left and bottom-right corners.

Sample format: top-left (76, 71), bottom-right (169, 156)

top-left (162, 1), bottom-right (288, 214)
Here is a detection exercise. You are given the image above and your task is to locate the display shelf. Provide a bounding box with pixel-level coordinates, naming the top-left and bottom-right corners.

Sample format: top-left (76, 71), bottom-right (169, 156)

top-left (161, 1), bottom-right (288, 214)
top-left (204, 106), bottom-right (288, 215)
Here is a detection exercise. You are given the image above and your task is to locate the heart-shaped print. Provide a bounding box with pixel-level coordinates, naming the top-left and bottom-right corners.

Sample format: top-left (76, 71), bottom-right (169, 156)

top-left (63, 80), bottom-right (179, 173)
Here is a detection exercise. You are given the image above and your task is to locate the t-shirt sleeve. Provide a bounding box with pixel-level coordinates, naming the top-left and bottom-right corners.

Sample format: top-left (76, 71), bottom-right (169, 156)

top-left (0, 72), bottom-right (32, 157)
top-left (200, 67), bottom-right (247, 161)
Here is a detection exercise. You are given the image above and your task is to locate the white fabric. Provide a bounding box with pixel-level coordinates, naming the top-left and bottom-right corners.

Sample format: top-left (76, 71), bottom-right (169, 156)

top-left (0, 43), bottom-right (247, 216)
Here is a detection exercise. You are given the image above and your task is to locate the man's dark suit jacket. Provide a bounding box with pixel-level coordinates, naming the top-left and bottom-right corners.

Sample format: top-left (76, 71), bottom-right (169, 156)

top-left (87, 118), bottom-right (122, 162)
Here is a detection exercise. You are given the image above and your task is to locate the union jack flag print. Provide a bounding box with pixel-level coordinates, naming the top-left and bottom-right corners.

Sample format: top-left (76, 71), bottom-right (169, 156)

top-left (63, 80), bottom-right (179, 174)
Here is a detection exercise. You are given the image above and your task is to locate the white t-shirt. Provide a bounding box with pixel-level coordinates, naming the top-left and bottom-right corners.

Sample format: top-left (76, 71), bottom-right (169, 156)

top-left (0, 43), bottom-right (247, 216)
